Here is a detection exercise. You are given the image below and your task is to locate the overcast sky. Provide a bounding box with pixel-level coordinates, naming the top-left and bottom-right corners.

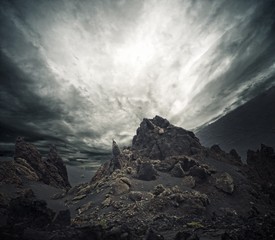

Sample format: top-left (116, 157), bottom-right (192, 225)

top-left (0, 0), bottom-right (275, 153)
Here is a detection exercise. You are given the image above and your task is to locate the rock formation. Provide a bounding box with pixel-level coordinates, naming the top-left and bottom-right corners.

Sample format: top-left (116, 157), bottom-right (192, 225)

top-left (1, 116), bottom-right (275, 240)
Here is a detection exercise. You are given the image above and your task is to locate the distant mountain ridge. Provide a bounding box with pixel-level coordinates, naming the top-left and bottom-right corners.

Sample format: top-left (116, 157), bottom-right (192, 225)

top-left (196, 86), bottom-right (275, 160)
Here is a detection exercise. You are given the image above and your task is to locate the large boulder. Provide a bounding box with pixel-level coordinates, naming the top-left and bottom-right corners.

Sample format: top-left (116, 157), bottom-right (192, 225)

top-left (215, 172), bottom-right (234, 194)
top-left (132, 116), bottom-right (202, 160)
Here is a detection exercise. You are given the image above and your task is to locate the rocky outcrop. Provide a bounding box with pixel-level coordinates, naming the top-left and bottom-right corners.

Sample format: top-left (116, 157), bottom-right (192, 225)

top-left (0, 137), bottom-right (71, 189)
top-left (1, 116), bottom-right (275, 240)
top-left (247, 144), bottom-right (275, 184)
top-left (132, 116), bottom-right (202, 160)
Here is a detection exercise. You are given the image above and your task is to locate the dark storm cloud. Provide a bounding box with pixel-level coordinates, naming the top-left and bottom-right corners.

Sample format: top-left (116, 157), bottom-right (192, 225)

top-left (0, 0), bottom-right (274, 153)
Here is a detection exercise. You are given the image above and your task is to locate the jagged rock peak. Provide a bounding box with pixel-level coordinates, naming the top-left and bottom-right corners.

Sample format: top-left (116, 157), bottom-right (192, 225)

top-left (112, 139), bottom-right (121, 157)
top-left (132, 115), bottom-right (202, 160)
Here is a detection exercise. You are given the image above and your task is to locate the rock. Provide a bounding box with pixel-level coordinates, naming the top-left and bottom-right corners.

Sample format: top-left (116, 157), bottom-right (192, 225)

top-left (102, 197), bottom-right (112, 207)
top-left (112, 140), bottom-right (121, 157)
top-left (77, 201), bottom-right (93, 214)
top-left (129, 191), bottom-right (143, 201)
top-left (229, 149), bottom-right (242, 163)
top-left (182, 176), bottom-right (196, 188)
top-left (105, 140), bottom-right (123, 173)
top-left (72, 194), bottom-right (87, 201)
top-left (179, 157), bottom-right (198, 171)
top-left (153, 184), bottom-right (166, 196)
top-left (52, 209), bottom-right (71, 226)
top-left (247, 144), bottom-right (275, 184)
top-left (215, 172), bottom-right (234, 194)
top-left (14, 138), bottom-right (71, 189)
top-left (171, 163), bottom-right (186, 178)
top-left (110, 179), bottom-right (130, 195)
top-left (132, 116), bottom-right (202, 160)
top-left (137, 162), bottom-right (158, 181)
top-left (46, 145), bottom-right (71, 188)
top-left (189, 165), bottom-right (209, 180)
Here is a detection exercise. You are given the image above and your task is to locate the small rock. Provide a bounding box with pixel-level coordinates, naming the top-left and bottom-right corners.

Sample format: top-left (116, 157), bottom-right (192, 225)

top-left (171, 163), bottom-right (186, 178)
top-left (110, 179), bottom-right (130, 195)
top-left (153, 184), bottom-right (166, 196)
top-left (182, 176), bottom-right (196, 188)
top-left (137, 162), bottom-right (158, 181)
top-left (72, 194), bottom-right (87, 201)
top-left (129, 191), bottom-right (143, 202)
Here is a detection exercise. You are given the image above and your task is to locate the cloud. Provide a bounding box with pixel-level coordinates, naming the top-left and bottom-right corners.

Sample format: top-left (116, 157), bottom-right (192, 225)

top-left (0, 0), bottom-right (274, 154)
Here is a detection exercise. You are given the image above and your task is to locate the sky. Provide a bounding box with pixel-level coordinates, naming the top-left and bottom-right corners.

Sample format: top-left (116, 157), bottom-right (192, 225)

top-left (0, 0), bottom-right (275, 153)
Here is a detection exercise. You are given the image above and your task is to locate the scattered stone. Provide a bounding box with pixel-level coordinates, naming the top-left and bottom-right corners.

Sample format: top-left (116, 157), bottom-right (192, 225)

top-left (171, 163), bottom-right (186, 178)
top-left (77, 201), bottom-right (93, 214)
top-left (182, 176), bottom-right (196, 188)
top-left (110, 179), bottom-right (130, 195)
top-left (72, 194), bottom-right (87, 201)
top-left (129, 191), bottom-right (143, 202)
top-left (215, 172), bottom-right (234, 194)
top-left (153, 184), bottom-right (166, 196)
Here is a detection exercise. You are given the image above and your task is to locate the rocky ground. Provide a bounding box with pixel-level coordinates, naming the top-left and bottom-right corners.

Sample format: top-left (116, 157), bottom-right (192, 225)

top-left (1, 116), bottom-right (275, 239)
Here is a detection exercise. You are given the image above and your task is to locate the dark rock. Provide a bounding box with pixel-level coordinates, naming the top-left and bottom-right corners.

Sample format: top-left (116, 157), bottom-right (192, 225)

top-left (189, 166), bottom-right (209, 180)
top-left (153, 184), bottom-right (166, 196)
top-left (171, 163), bottom-right (186, 178)
top-left (137, 162), bottom-right (158, 181)
top-left (14, 138), bottom-right (70, 189)
top-left (112, 139), bottom-right (121, 157)
top-left (247, 144), bottom-right (275, 184)
top-left (129, 191), bottom-right (143, 201)
top-left (8, 196), bottom-right (54, 229)
top-left (229, 149), bottom-right (241, 163)
top-left (132, 116), bottom-right (202, 160)
top-left (179, 157), bottom-right (197, 171)
top-left (215, 172), bottom-right (234, 194)
top-left (46, 145), bottom-right (71, 188)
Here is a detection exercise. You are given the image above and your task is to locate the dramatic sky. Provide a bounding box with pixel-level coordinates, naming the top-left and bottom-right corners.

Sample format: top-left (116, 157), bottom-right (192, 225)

top-left (0, 0), bottom-right (275, 153)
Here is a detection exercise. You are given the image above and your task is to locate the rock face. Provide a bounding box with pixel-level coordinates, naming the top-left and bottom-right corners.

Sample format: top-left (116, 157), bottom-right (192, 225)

top-left (132, 116), bottom-right (202, 159)
top-left (215, 172), bottom-right (234, 194)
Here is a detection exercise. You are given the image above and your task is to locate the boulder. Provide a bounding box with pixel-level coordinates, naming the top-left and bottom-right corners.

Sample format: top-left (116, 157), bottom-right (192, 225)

top-left (110, 179), bottom-right (130, 195)
top-left (171, 163), bottom-right (186, 178)
top-left (215, 172), bottom-right (234, 194)
top-left (189, 166), bottom-right (209, 180)
top-left (137, 162), bottom-right (158, 181)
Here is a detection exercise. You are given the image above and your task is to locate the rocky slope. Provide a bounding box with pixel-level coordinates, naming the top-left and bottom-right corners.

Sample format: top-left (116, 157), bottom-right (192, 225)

top-left (1, 116), bottom-right (275, 239)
